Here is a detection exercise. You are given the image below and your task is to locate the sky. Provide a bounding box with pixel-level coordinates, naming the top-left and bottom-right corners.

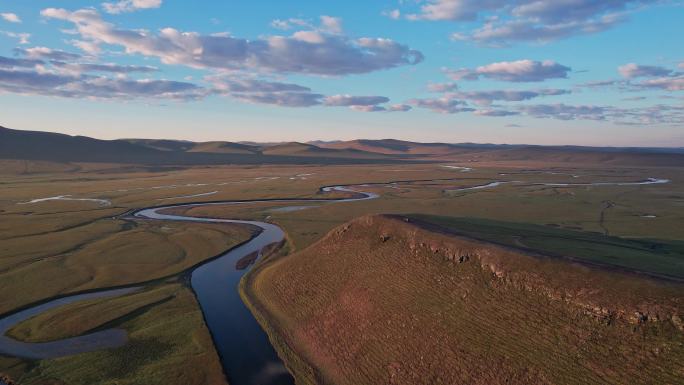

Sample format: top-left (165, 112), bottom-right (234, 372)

top-left (0, 0), bottom-right (683, 146)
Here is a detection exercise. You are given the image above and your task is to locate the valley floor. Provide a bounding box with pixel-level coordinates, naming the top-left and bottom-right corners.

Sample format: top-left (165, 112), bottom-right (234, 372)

top-left (0, 158), bottom-right (682, 384)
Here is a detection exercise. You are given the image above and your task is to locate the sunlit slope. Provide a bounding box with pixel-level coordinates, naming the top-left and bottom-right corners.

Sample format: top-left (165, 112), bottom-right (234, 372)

top-left (244, 215), bottom-right (684, 385)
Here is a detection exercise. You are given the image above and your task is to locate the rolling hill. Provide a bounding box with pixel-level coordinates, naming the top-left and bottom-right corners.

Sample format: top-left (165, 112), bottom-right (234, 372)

top-left (314, 139), bottom-right (466, 155)
top-left (261, 142), bottom-right (386, 159)
top-left (0, 127), bottom-right (402, 165)
top-left (243, 215), bottom-right (684, 385)
top-left (3, 126), bottom-right (683, 167)
top-left (315, 139), bottom-right (684, 166)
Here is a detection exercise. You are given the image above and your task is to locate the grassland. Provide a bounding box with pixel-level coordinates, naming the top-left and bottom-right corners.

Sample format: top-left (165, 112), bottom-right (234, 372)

top-left (13, 281), bottom-right (228, 385)
top-left (1, 158), bottom-right (683, 384)
top-left (408, 215), bottom-right (684, 279)
top-left (243, 215), bottom-right (684, 385)
top-left (0, 217), bottom-right (255, 315)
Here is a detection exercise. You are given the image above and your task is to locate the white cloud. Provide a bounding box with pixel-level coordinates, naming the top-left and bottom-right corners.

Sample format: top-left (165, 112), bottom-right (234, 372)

top-left (350, 103), bottom-right (412, 113)
top-left (14, 46), bottom-right (82, 61)
top-left (618, 63), bottom-right (672, 78)
top-left (0, 31), bottom-right (30, 44)
top-left (102, 0), bottom-right (162, 14)
top-left (0, 55), bottom-right (399, 110)
top-left (407, 0), bottom-right (507, 21)
top-left (208, 77), bottom-right (312, 94)
top-left (42, 8), bottom-right (423, 76)
top-left (350, 105), bottom-right (387, 112)
top-left (1, 13), bottom-right (21, 23)
top-left (387, 104), bottom-right (412, 112)
top-left (451, 88), bottom-right (570, 105)
top-left (51, 61), bottom-right (159, 75)
top-left (323, 94), bottom-right (390, 106)
top-left (320, 16), bottom-right (343, 34)
top-left (518, 103), bottom-right (607, 120)
top-left (271, 16), bottom-right (341, 34)
top-left (0, 65), bottom-right (204, 101)
top-left (401, 0), bottom-right (647, 44)
top-left (383, 9), bottom-right (402, 20)
top-left (458, 13), bottom-right (624, 45)
top-left (446, 60), bottom-right (571, 82)
top-left (517, 102), bottom-right (684, 125)
top-left (270, 18), bottom-right (311, 31)
top-left (635, 76), bottom-right (684, 91)
top-left (231, 91), bottom-right (323, 107)
top-left (409, 96), bottom-right (474, 114)
top-left (474, 109), bottom-right (519, 117)
top-left (71, 40), bottom-right (102, 55)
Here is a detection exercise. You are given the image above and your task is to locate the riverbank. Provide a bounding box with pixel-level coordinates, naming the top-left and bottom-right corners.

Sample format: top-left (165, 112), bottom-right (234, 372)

top-left (239, 239), bottom-right (321, 385)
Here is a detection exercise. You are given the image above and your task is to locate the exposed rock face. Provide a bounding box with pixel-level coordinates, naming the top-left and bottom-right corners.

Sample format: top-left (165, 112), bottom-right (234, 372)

top-left (248, 215), bottom-right (684, 385)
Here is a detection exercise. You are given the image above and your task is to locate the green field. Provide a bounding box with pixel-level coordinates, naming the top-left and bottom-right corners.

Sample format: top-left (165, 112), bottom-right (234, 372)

top-left (12, 281), bottom-right (228, 385)
top-left (409, 214), bottom-right (684, 279)
top-left (1, 158), bottom-right (683, 384)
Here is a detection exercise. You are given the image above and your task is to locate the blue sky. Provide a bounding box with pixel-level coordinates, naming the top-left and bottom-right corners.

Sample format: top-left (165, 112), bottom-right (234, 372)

top-left (0, 0), bottom-right (683, 146)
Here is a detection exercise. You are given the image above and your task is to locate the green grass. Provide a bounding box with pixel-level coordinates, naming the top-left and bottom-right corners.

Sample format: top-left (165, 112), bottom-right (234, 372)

top-left (409, 214), bottom-right (684, 279)
top-left (13, 282), bottom-right (227, 385)
top-left (1, 161), bottom-right (683, 384)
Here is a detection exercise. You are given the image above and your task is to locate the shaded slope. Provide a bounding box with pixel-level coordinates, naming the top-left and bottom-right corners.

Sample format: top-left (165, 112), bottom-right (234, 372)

top-left (123, 139), bottom-right (195, 152)
top-left (187, 141), bottom-right (260, 154)
top-left (317, 139), bottom-right (461, 155)
top-left (244, 215), bottom-right (684, 385)
top-left (0, 127), bottom-right (401, 165)
top-left (0, 126), bottom-right (161, 162)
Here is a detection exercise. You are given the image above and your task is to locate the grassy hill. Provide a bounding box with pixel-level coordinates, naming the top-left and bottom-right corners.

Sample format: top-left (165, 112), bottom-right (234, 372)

top-left (187, 141), bottom-right (260, 154)
top-left (4, 126), bottom-right (682, 166)
top-left (0, 127), bottom-right (402, 165)
top-left (316, 139), bottom-right (463, 155)
top-left (316, 139), bottom-right (684, 166)
top-left (243, 215), bottom-right (684, 385)
top-left (262, 142), bottom-right (386, 159)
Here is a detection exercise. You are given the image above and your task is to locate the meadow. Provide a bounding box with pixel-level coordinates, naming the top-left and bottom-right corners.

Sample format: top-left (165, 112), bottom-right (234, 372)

top-left (0, 157), bottom-right (682, 384)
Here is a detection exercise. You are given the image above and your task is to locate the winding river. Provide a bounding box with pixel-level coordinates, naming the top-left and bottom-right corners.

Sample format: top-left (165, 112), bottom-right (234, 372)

top-left (1, 185), bottom-right (378, 385)
top-left (133, 186), bottom-right (377, 385)
top-left (0, 177), bottom-right (671, 384)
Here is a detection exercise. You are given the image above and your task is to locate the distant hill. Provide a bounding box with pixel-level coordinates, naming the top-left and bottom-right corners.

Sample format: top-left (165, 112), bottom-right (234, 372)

top-left (0, 127), bottom-right (403, 165)
top-left (315, 138), bottom-right (684, 166)
top-left (123, 138), bottom-right (196, 152)
top-left (316, 139), bottom-right (464, 155)
top-left (0, 126), bottom-right (163, 163)
top-left (187, 141), bottom-right (260, 155)
top-left (2, 126), bottom-right (682, 167)
top-left (262, 142), bottom-right (386, 159)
